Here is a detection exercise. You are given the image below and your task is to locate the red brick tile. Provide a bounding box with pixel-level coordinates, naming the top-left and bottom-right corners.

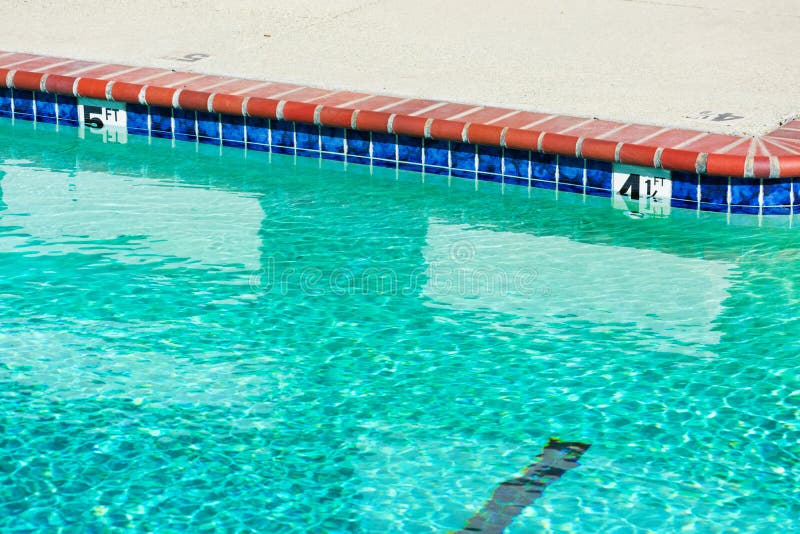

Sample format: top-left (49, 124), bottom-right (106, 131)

top-left (415, 102), bottom-right (477, 120)
top-left (767, 128), bottom-right (800, 141)
top-left (246, 98), bottom-right (279, 119)
top-left (453, 106), bottom-right (517, 124)
top-left (347, 95), bottom-right (406, 111)
top-left (44, 74), bottom-right (77, 95)
top-left (602, 123), bottom-right (667, 143)
top-left (180, 75), bottom-right (238, 92)
top-left (529, 115), bottom-right (589, 133)
top-left (178, 90), bottom-right (213, 111)
top-left (391, 115), bottom-right (427, 137)
top-left (492, 111), bottom-right (552, 129)
top-left (379, 99), bottom-right (440, 115)
top-left (619, 144), bottom-right (657, 167)
top-left (144, 86), bottom-right (176, 107)
top-left (504, 128), bottom-right (540, 150)
top-left (714, 137), bottom-right (752, 155)
top-left (466, 124), bottom-right (504, 145)
top-left (0, 53), bottom-right (40, 68)
top-left (99, 67), bottom-right (171, 83)
top-left (752, 156), bottom-right (771, 178)
top-left (761, 139), bottom-right (800, 156)
top-left (579, 138), bottom-right (617, 160)
top-left (109, 82), bottom-right (143, 103)
top-left (281, 101), bottom-right (316, 123)
top-left (241, 83), bottom-right (305, 99)
top-left (7, 56), bottom-right (72, 71)
top-left (39, 60), bottom-right (100, 75)
top-left (706, 153), bottom-right (745, 177)
top-left (540, 132), bottom-right (580, 156)
top-left (642, 129), bottom-right (706, 148)
top-left (11, 70), bottom-right (45, 91)
top-left (306, 91), bottom-right (369, 107)
top-left (660, 149), bottom-right (700, 173)
top-left (319, 107), bottom-right (354, 128)
top-left (681, 133), bottom-right (745, 153)
top-left (283, 87), bottom-right (333, 102)
top-left (562, 119), bottom-right (626, 138)
top-left (429, 119), bottom-right (466, 141)
top-left (354, 110), bottom-right (391, 132)
top-left (75, 78), bottom-right (109, 99)
top-left (778, 156), bottom-right (800, 178)
top-left (212, 93), bottom-right (246, 116)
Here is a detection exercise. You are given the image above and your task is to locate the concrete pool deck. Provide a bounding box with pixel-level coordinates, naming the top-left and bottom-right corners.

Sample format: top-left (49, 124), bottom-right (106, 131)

top-left (1, 0), bottom-right (798, 137)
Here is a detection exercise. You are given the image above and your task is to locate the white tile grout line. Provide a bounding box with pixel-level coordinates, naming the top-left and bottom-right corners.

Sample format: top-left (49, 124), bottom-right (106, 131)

top-left (373, 98), bottom-right (412, 112)
top-left (633, 127), bottom-right (671, 144)
top-left (337, 94), bottom-right (376, 108)
top-left (520, 115), bottom-right (556, 130)
top-left (485, 110), bottom-right (520, 125)
top-left (408, 102), bottom-right (448, 117)
top-left (717, 136), bottom-right (750, 154)
top-left (556, 118), bottom-right (595, 134)
top-left (97, 66), bottom-right (146, 80)
top-left (266, 86), bottom-right (306, 99)
top-left (673, 132), bottom-right (708, 149)
top-left (446, 106), bottom-right (484, 121)
top-left (231, 81), bottom-right (273, 95)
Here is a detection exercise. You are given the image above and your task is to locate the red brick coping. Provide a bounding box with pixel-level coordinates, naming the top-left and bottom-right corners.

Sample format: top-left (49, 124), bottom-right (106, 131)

top-left (2, 51), bottom-right (799, 179)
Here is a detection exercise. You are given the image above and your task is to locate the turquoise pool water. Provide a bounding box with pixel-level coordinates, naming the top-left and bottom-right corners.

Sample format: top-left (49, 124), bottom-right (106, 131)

top-left (0, 119), bottom-right (798, 532)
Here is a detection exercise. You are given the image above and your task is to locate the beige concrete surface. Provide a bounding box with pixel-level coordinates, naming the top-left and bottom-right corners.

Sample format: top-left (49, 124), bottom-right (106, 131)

top-left (2, 0), bottom-right (798, 135)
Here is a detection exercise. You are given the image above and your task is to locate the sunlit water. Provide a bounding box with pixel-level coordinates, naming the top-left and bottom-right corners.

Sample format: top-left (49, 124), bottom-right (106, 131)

top-left (1, 119), bottom-right (798, 532)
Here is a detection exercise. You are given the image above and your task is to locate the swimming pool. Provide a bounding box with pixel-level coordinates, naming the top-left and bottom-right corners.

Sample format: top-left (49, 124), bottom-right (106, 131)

top-left (1, 118), bottom-right (798, 532)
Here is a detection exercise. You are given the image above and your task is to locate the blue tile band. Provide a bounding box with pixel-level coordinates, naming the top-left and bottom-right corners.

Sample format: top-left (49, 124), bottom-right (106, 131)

top-left (2, 88), bottom-right (795, 220)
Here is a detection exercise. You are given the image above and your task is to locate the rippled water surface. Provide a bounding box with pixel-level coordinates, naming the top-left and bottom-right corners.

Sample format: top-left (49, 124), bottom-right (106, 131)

top-left (1, 119), bottom-right (798, 532)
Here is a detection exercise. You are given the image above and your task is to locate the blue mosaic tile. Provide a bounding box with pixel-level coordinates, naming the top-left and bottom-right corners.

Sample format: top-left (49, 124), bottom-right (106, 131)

top-left (373, 157), bottom-right (397, 169)
top-left (503, 149), bottom-right (529, 179)
top-left (245, 117), bottom-right (269, 150)
top-left (504, 176), bottom-right (529, 187)
top-left (173, 109), bottom-right (197, 141)
top-left (372, 132), bottom-right (396, 161)
top-left (424, 139), bottom-right (449, 170)
top-left (320, 126), bottom-right (345, 154)
top-left (34, 92), bottom-right (56, 121)
top-left (13, 89), bottom-right (34, 118)
top-left (399, 162), bottom-right (422, 173)
top-left (530, 151), bottom-right (557, 188)
top-left (222, 115), bottom-right (245, 147)
top-left (762, 205), bottom-right (791, 215)
top-left (700, 176), bottom-right (729, 209)
top-left (270, 120), bottom-right (295, 149)
top-left (296, 123), bottom-right (319, 152)
top-left (558, 156), bottom-right (584, 193)
top-left (273, 145), bottom-right (295, 156)
top-left (793, 178), bottom-right (800, 207)
top-left (197, 111), bottom-right (220, 143)
top-left (398, 135), bottom-right (423, 164)
top-left (149, 106), bottom-right (173, 138)
top-left (762, 179), bottom-right (792, 206)
top-left (670, 171), bottom-right (699, 209)
top-left (346, 129), bottom-right (370, 161)
top-left (451, 142), bottom-right (476, 179)
top-left (478, 144), bottom-right (502, 175)
top-left (347, 155), bottom-right (371, 166)
top-left (0, 88), bottom-right (11, 117)
top-left (729, 178), bottom-right (761, 214)
top-left (586, 159), bottom-right (612, 192)
top-left (321, 151), bottom-right (345, 162)
top-left (126, 103), bottom-right (149, 133)
top-left (478, 172), bottom-right (502, 183)
top-left (55, 95), bottom-right (79, 125)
